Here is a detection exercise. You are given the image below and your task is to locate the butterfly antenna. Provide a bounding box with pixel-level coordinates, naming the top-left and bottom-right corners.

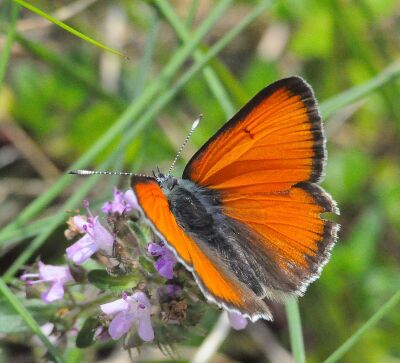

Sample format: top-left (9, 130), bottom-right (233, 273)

top-left (167, 114), bottom-right (202, 176)
top-left (69, 170), bottom-right (147, 177)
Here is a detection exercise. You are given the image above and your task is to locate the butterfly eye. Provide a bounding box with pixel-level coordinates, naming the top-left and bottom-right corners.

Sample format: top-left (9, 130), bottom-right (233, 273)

top-left (159, 176), bottom-right (178, 194)
top-left (168, 178), bottom-right (178, 191)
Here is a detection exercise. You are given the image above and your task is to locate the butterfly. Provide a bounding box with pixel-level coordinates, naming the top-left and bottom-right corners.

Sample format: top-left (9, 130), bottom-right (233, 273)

top-left (130, 76), bottom-right (339, 321)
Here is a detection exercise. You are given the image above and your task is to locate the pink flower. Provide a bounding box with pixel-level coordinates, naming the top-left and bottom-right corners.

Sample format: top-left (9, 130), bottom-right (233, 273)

top-left (21, 262), bottom-right (73, 302)
top-left (100, 292), bottom-right (154, 342)
top-left (228, 311), bottom-right (248, 330)
top-left (66, 201), bottom-right (114, 265)
top-left (148, 243), bottom-right (177, 280)
top-left (102, 188), bottom-right (139, 215)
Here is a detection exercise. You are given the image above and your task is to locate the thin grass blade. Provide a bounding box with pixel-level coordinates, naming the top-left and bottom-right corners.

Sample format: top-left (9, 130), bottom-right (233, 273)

top-left (155, 0), bottom-right (235, 115)
top-left (0, 278), bottom-right (65, 363)
top-left (285, 297), bottom-right (306, 363)
top-left (323, 289), bottom-right (400, 363)
top-left (0, 1), bottom-right (19, 87)
top-left (321, 62), bottom-right (400, 118)
top-left (12, 0), bottom-right (127, 58)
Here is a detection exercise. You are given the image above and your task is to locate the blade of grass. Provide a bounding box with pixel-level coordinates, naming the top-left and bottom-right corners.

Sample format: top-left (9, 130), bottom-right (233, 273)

top-left (148, 0), bottom-right (272, 120)
top-left (155, 0), bottom-right (235, 118)
top-left (192, 312), bottom-right (231, 363)
top-left (0, 1), bottom-right (19, 87)
top-left (209, 57), bottom-right (250, 105)
top-left (185, 0), bottom-right (199, 27)
top-left (156, 0), bottom-right (249, 109)
top-left (323, 289), bottom-right (400, 363)
top-left (0, 0), bottom-right (232, 241)
top-left (321, 62), bottom-right (400, 118)
top-left (111, 12), bottom-right (160, 185)
top-left (155, 0), bottom-right (235, 116)
top-left (0, 278), bottom-right (65, 363)
top-left (285, 297), bottom-right (306, 363)
top-left (133, 11), bottom-right (160, 99)
top-left (0, 216), bottom-right (53, 255)
top-left (330, 1), bottom-right (400, 125)
top-left (13, 0), bottom-right (126, 58)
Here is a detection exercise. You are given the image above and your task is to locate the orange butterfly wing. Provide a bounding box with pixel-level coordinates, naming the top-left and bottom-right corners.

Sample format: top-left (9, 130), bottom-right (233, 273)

top-left (222, 184), bottom-right (338, 294)
top-left (131, 176), bottom-right (271, 320)
top-left (183, 76), bottom-right (339, 295)
top-left (183, 76), bottom-right (325, 193)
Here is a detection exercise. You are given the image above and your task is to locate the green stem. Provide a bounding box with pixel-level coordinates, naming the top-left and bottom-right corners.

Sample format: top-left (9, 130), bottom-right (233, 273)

top-left (323, 289), bottom-right (400, 363)
top-left (0, 1), bottom-right (19, 87)
top-left (147, 0), bottom-right (271, 122)
top-left (133, 12), bottom-right (160, 99)
top-left (0, 278), bottom-right (65, 363)
top-left (155, 0), bottom-right (235, 116)
top-left (285, 297), bottom-right (306, 363)
top-left (185, 0), bottom-right (199, 27)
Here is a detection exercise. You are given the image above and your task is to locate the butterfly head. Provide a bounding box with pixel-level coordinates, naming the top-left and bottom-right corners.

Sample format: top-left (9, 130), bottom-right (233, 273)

top-left (154, 171), bottom-right (178, 195)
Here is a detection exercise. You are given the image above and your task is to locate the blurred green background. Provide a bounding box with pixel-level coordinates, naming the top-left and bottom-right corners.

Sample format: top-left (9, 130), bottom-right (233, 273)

top-left (1, 0), bottom-right (400, 362)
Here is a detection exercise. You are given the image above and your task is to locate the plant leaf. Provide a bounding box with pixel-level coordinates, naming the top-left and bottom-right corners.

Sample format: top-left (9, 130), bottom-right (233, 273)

top-left (87, 269), bottom-right (140, 292)
top-left (76, 316), bottom-right (98, 348)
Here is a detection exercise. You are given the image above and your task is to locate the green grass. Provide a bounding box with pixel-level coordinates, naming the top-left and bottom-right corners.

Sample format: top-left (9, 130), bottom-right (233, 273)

top-left (1, 1), bottom-right (400, 362)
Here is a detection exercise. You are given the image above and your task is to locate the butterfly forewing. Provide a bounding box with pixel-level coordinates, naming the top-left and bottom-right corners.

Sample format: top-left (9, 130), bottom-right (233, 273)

top-left (183, 76), bottom-right (325, 191)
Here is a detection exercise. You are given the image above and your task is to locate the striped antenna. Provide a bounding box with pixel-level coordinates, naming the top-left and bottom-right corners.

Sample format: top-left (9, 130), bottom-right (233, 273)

top-left (167, 114), bottom-right (202, 176)
top-left (69, 170), bottom-right (147, 177)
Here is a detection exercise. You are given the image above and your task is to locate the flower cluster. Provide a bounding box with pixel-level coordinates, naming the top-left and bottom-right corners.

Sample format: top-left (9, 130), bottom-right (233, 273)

top-left (20, 186), bottom-right (249, 351)
top-left (100, 291), bottom-right (154, 341)
top-left (66, 202), bottom-right (114, 265)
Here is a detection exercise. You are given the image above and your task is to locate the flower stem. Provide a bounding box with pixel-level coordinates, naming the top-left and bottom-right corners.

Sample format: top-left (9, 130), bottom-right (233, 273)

top-left (285, 297), bottom-right (306, 363)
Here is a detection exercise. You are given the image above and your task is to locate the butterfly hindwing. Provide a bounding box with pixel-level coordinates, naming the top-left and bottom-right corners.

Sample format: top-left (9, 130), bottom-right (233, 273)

top-left (221, 184), bottom-right (339, 296)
